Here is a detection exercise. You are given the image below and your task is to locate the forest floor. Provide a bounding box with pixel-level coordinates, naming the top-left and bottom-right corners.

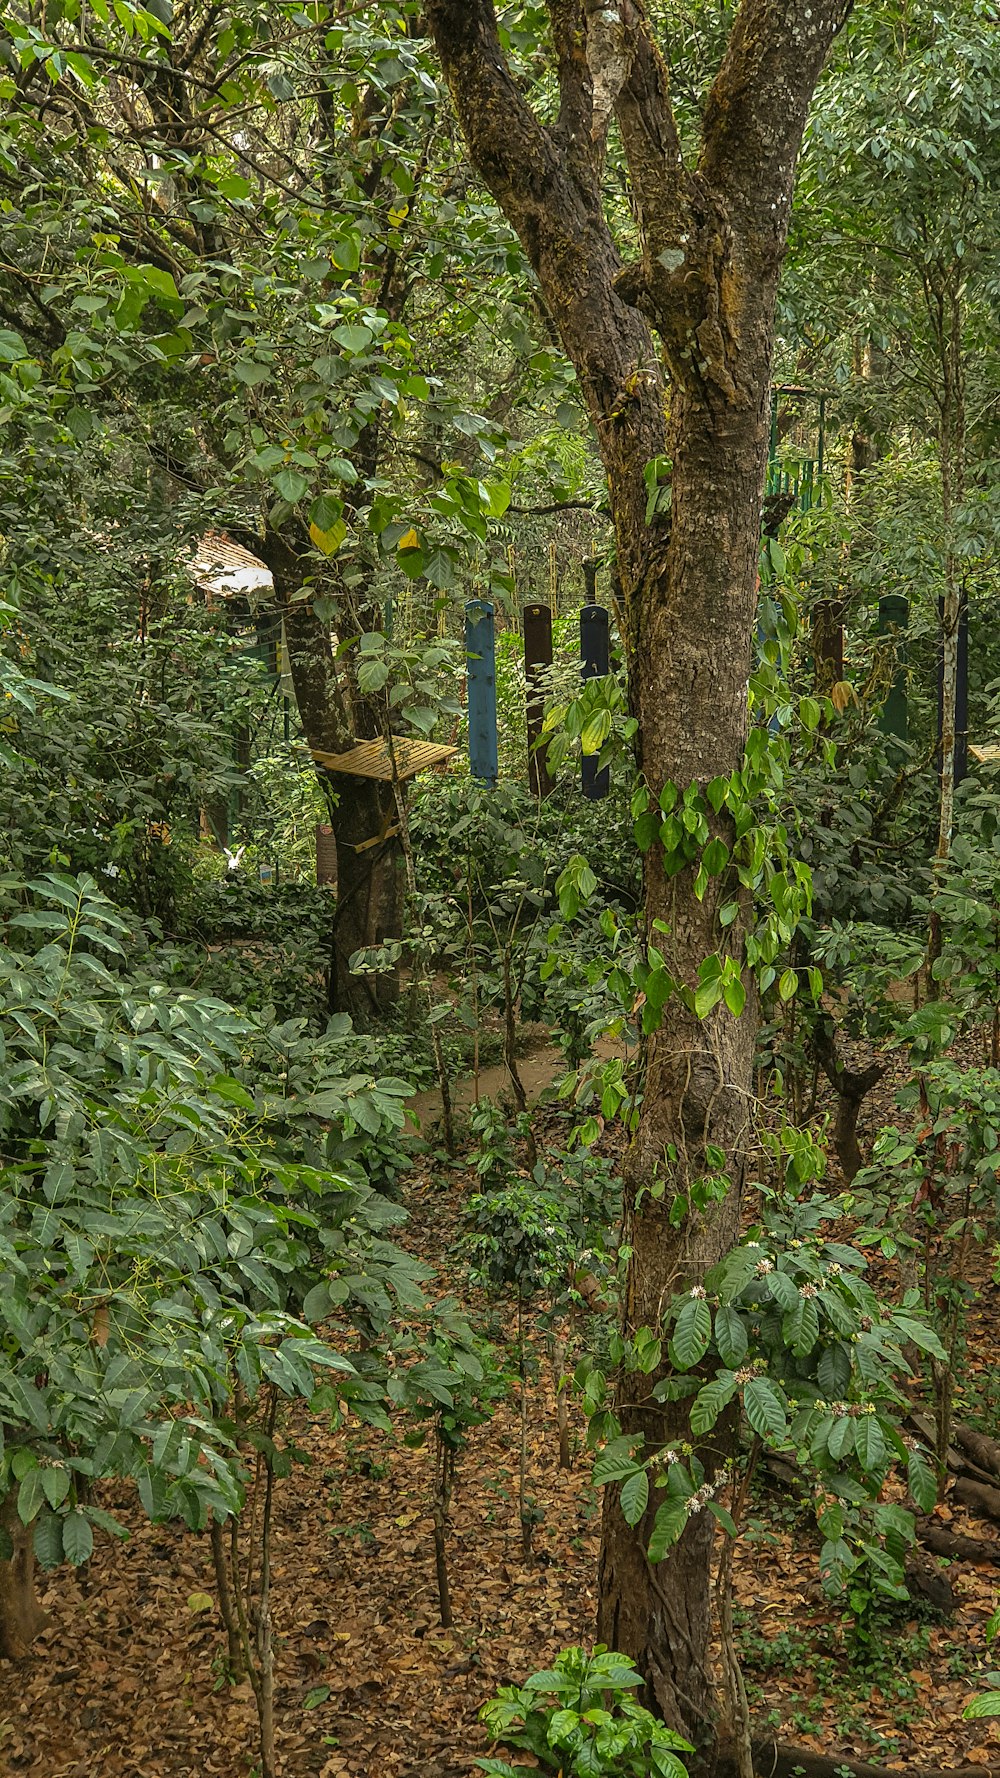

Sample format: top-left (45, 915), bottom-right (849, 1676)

top-left (3, 1058), bottom-right (1000, 1778)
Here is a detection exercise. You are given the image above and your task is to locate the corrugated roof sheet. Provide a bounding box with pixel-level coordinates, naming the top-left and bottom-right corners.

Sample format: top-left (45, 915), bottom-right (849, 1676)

top-left (189, 532), bottom-right (273, 601)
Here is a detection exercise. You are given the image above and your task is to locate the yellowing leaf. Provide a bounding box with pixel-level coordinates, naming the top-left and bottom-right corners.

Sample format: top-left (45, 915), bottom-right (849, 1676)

top-left (397, 527), bottom-right (419, 551)
top-left (187, 1591), bottom-right (214, 1613)
top-left (310, 519), bottom-right (347, 556)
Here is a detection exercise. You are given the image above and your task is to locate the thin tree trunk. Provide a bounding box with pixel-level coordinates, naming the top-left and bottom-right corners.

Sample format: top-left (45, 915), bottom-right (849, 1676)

top-left (432, 1440), bottom-right (455, 1628)
top-left (210, 1518), bottom-right (244, 1675)
top-left (552, 1333), bottom-right (572, 1470)
top-left (254, 1457), bottom-right (277, 1778)
top-left (929, 279), bottom-right (966, 968)
top-left (0, 1494), bottom-right (48, 1660)
top-left (517, 1293), bottom-right (532, 1562)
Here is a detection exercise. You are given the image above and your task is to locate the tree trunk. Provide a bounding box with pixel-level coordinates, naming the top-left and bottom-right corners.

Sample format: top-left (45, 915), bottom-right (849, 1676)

top-left (929, 278), bottom-right (966, 967)
top-left (596, 385), bottom-right (767, 1749)
top-left (256, 528), bottom-right (403, 1022)
top-left (812, 1018), bottom-right (885, 1184)
top-left (0, 1496), bottom-right (48, 1660)
top-left (425, 0), bottom-right (851, 1758)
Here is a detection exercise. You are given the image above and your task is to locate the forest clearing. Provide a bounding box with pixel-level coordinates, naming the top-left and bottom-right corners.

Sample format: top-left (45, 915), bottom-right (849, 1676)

top-left (3, 2), bottom-right (1000, 1777)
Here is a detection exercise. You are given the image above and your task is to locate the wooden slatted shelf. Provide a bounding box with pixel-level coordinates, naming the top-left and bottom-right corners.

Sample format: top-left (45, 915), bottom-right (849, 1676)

top-left (310, 737), bottom-right (457, 782)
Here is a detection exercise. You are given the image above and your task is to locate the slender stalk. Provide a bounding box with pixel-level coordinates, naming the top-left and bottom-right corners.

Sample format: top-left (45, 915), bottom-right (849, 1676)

top-left (552, 1332), bottom-right (571, 1470)
top-left (432, 1435), bottom-right (455, 1628)
top-left (255, 1444), bottom-right (278, 1778)
top-left (517, 1292), bottom-right (532, 1561)
top-left (210, 1518), bottom-right (244, 1675)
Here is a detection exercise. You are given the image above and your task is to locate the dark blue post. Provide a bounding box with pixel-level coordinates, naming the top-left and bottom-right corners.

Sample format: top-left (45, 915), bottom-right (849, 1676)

top-left (580, 602), bottom-right (610, 800)
top-left (524, 602), bottom-right (554, 798)
top-left (466, 598), bottom-right (498, 786)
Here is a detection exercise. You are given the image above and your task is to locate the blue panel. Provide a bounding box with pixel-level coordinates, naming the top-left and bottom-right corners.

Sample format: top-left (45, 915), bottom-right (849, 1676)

top-left (466, 599), bottom-right (498, 786)
top-left (580, 603), bottom-right (610, 800)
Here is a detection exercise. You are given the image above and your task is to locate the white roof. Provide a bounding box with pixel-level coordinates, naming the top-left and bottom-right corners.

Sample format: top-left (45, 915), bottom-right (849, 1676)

top-left (188, 532), bottom-right (273, 600)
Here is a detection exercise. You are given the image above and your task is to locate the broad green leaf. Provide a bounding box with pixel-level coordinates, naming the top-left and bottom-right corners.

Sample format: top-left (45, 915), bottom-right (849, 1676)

top-left (854, 1415), bottom-right (886, 1473)
top-left (964, 1694), bottom-right (1000, 1719)
top-left (33, 1511), bottom-right (64, 1569)
top-left (714, 1305), bottom-right (748, 1367)
top-left (620, 1468), bottom-right (649, 1527)
top-left (742, 1377), bottom-right (787, 1441)
top-left (62, 1510), bottom-right (94, 1567)
top-left (272, 467), bottom-right (309, 504)
top-left (669, 1296), bottom-right (712, 1371)
top-left (907, 1446), bottom-right (938, 1514)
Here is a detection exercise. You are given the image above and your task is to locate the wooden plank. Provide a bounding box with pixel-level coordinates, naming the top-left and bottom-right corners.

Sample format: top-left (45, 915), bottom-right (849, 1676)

top-left (970, 742), bottom-right (1000, 765)
top-left (309, 738), bottom-right (457, 781)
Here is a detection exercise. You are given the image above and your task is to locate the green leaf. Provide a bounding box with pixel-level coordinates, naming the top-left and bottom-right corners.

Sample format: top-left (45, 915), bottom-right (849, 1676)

top-left (33, 1511), bottom-right (64, 1569)
top-left (784, 1294), bottom-right (820, 1357)
top-left (16, 1467), bottom-right (46, 1525)
top-left (827, 1416), bottom-right (855, 1461)
top-left (964, 1694), bottom-right (1000, 1719)
top-left (742, 1377), bottom-right (787, 1442)
top-left (714, 1305), bottom-right (748, 1367)
top-left (907, 1446), bottom-right (938, 1514)
top-left (669, 1296), bottom-right (712, 1371)
top-left (706, 1500), bottom-right (738, 1537)
top-left (648, 1496), bottom-right (689, 1562)
top-left (62, 1510), bottom-right (94, 1567)
top-left (41, 1467), bottom-right (71, 1509)
top-left (332, 323), bottom-right (373, 353)
top-left (620, 1468), bottom-right (649, 1527)
top-left (593, 1440), bottom-right (642, 1487)
top-left (690, 1374), bottom-right (737, 1436)
top-left (702, 838), bottom-right (730, 876)
top-left (272, 467), bottom-right (309, 504)
top-left (766, 1270), bottom-right (800, 1312)
top-left (723, 976), bottom-right (746, 1018)
top-left (817, 1343), bottom-right (852, 1399)
top-left (854, 1415), bottom-right (886, 1474)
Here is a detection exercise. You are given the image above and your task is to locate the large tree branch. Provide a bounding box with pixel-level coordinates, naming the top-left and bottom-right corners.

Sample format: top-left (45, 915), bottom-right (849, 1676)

top-left (700, 0), bottom-right (854, 233)
top-left (425, 0), bottom-right (666, 590)
top-left (604, 0), bottom-right (851, 404)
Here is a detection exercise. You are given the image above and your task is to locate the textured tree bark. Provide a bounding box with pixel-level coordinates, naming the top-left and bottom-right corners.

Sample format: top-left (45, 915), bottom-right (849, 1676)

top-left (425, 0), bottom-right (850, 1760)
top-left (256, 528), bottom-right (402, 1023)
top-left (0, 1496), bottom-right (48, 1660)
top-left (812, 1017), bottom-right (885, 1184)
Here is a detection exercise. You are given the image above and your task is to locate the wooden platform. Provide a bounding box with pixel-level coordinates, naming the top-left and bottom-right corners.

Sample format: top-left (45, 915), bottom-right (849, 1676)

top-left (970, 743), bottom-right (1000, 765)
top-left (310, 737), bottom-right (456, 781)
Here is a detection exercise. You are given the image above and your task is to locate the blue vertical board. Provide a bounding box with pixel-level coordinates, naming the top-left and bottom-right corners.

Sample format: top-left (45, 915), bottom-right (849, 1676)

top-left (580, 603), bottom-right (610, 800)
top-left (466, 599), bottom-right (498, 786)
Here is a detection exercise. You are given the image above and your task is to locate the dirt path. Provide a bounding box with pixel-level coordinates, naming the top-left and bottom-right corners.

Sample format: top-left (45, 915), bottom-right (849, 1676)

top-left (407, 1030), bottom-right (628, 1134)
